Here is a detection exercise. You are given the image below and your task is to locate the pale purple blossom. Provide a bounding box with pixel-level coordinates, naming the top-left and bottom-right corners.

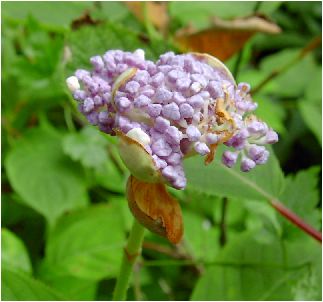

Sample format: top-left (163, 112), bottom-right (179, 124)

top-left (66, 49), bottom-right (279, 189)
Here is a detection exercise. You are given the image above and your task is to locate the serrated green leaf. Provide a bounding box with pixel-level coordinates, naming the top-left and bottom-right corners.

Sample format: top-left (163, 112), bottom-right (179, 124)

top-left (1, 229), bottom-right (32, 274)
top-left (191, 233), bottom-right (321, 300)
top-left (43, 204), bottom-right (125, 280)
top-left (5, 128), bottom-right (88, 225)
top-left (279, 167), bottom-right (321, 237)
top-left (1, 269), bottom-right (65, 301)
top-left (184, 146), bottom-right (285, 201)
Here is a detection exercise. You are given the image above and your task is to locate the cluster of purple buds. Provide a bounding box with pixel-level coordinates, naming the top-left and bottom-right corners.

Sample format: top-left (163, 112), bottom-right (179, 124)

top-left (66, 49), bottom-right (278, 190)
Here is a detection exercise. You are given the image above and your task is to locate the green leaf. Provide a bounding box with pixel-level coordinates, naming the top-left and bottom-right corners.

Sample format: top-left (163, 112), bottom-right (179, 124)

top-left (170, 2), bottom-right (256, 30)
top-left (2, 269), bottom-right (65, 301)
top-left (279, 167), bottom-right (321, 237)
top-left (259, 50), bottom-right (317, 98)
top-left (43, 204), bottom-right (125, 280)
top-left (184, 146), bottom-right (285, 201)
top-left (254, 94), bottom-right (287, 135)
top-left (244, 201), bottom-right (282, 244)
top-left (191, 233), bottom-right (321, 300)
top-left (1, 229), bottom-right (32, 274)
top-left (38, 267), bottom-right (97, 301)
top-left (3, 18), bottom-right (66, 108)
top-left (183, 210), bottom-right (220, 262)
top-left (63, 126), bottom-right (109, 169)
top-left (5, 128), bottom-right (88, 225)
top-left (299, 67), bottom-right (322, 145)
top-left (2, 1), bottom-right (92, 31)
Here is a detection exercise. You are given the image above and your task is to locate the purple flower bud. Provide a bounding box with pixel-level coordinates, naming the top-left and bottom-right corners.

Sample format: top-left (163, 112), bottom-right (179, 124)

top-left (248, 145), bottom-right (266, 162)
top-left (166, 152), bottom-right (182, 165)
top-left (125, 81), bottom-right (140, 94)
top-left (115, 96), bottom-right (131, 112)
top-left (73, 90), bottom-right (87, 101)
top-left (254, 149), bottom-right (269, 165)
top-left (152, 155), bottom-right (167, 169)
top-left (222, 151), bottom-right (238, 168)
top-left (247, 121), bottom-right (268, 135)
top-left (162, 165), bottom-right (176, 180)
top-left (265, 130), bottom-right (279, 144)
top-left (241, 157), bottom-right (256, 172)
top-left (168, 70), bottom-right (186, 83)
top-left (90, 55), bottom-right (104, 71)
top-left (226, 129), bottom-right (249, 150)
top-left (155, 117), bottom-right (170, 133)
top-left (86, 112), bottom-right (99, 125)
top-left (186, 125), bottom-right (201, 142)
top-left (194, 142), bottom-right (210, 155)
top-left (206, 133), bottom-right (219, 144)
top-left (152, 139), bottom-right (172, 157)
top-left (150, 72), bottom-right (164, 87)
top-left (207, 81), bottom-right (223, 98)
top-left (179, 103), bottom-right (194, 118)
top-left (162, 103), bottom-right (180, 120)
top-left (147, 103), bottom-right (162, 117)
top-left (173, 92), bottom-right (186, 105)
top-left (134, 70), bottom-right (149, 85)
top-left (176, 77), bottom-right (191, 91)
top-left (134, 95), bottom-right (151, 108)
top-left (83, 98), bottom-right (94, 112)
top-left (172, 175), bottom-right (187, 189)
top-left (154, 87), bottom-right (172, 104)
top-left (188, 95), bottom-right (204, 109)
top-left (165, 126), bottom-right (182, 145)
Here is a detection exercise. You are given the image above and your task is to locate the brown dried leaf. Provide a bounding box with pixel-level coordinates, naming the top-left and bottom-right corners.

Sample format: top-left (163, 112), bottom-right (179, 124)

top-left (175, 15), bottom-right (281, 61)
top-left (125, 1), bottom-right (169, 33)
top-left (127, 175), bottom-right (183, 244)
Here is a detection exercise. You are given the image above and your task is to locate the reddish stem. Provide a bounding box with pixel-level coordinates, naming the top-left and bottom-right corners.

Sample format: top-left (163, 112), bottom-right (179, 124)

top-left (270, 199), bottom-right (322, 243)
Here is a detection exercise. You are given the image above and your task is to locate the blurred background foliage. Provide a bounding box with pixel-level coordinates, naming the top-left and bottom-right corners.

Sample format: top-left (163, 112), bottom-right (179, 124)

top-left (1, 1), bottom-right (322, 301)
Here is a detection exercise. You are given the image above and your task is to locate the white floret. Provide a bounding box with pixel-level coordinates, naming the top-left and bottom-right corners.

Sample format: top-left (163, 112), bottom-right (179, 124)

top-left (126, 128), bottom-right (151, 146)
top-left (134, 49), bottom-right (145, 60)
top-left (66, 76), bottom-right (80, 92)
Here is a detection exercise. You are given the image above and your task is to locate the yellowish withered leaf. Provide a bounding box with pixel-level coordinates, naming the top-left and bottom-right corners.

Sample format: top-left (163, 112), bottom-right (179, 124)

top-left (127, 175), bottom-right (183, 244)
top-left (175, 15), bottom-right (281, 61)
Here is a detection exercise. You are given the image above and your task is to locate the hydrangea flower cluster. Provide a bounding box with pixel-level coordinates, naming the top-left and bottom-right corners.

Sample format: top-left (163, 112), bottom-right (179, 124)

top-left (66, 49), bottom-right (278, 190)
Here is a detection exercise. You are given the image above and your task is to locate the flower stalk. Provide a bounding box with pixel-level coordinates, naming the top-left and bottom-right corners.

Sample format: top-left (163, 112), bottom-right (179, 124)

top-left (113, 219), bottom-right (146, 301)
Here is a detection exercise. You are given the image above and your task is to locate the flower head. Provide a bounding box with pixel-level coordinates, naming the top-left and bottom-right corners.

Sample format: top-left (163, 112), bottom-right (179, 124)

top-left (67, 49), bottom-right (278, 191)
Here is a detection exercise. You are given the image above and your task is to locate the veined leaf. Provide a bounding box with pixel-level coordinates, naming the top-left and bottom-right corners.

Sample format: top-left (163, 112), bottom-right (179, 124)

top-left (184, 146), bottom-right (284, 201)
top-left (191, 232), bottom-right (321, 300)
top-left (5, 128), bottom-right (88, 226)
top-left (43, 204), bottom-right (126, 280)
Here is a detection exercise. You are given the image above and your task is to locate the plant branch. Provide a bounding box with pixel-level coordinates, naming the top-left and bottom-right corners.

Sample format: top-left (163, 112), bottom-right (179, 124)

top-left (270, 199), bottom-right (322, 243)
top-left (251, 36), bottom-right (322, 95)
top-left (112, 219), bottom-right (146, 301)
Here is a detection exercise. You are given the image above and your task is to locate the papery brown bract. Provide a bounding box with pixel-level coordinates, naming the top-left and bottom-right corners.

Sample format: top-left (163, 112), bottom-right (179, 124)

top-left (126, 175), bottom-right (183, 244)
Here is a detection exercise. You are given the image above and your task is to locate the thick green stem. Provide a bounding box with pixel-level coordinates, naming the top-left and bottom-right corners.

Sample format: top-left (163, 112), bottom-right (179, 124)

top-left (113, 219), bottom-right (146, 301)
